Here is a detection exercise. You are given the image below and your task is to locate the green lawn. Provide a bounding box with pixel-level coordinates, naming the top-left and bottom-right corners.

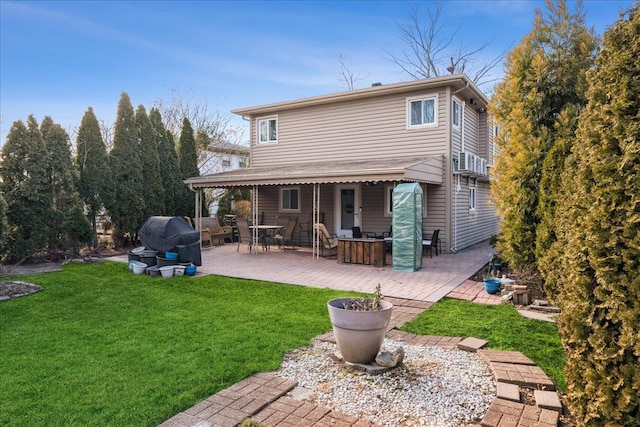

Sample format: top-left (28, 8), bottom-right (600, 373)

top-left (0, 262), bottom-right (357, 426)
top-left (1, 263), bottom-right (567, 426)
top-left (401, 298), bottom-right (566, 390)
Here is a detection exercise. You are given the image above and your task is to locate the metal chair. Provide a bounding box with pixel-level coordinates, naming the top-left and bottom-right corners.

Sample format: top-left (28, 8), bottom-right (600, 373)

top-left (235, 218), bottom-right (254, 252)
top-left (271, 217), bottom-right (298, 249)
top-left (422, 229), bottom-right (440, 258)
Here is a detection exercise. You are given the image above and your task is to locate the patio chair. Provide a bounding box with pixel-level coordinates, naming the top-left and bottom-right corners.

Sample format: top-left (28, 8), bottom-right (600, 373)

top-left (314, 223), bottom-right (339, 258)
top-left (271, 217), bottom-right (298, 249)
top-left (235, 218), bottom-right (254, 252)
top-left (422, 229), bottom-right (440, 258)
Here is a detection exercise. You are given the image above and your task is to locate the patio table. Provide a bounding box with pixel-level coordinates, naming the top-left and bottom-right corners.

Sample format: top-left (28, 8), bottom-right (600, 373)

top-left (249, 225), bottom-right (284, 251)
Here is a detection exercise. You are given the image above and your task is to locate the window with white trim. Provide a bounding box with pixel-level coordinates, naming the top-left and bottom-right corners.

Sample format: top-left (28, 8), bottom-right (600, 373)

top-left (222, 156), bottom-right (231, 168)
top-left (385, 185), bottom-right (394, 216)
top-left (258, 117), bottom-right (278, 143)
top-left (279, 187), bottom-right (300, 212)
top-left (469, 187), bottom-right (477, 211)
top-left (238, 157), bottom-right (247, 168)
top-left (452, 98), bottom-right (461, 129)
top-left (407, 96), bottom-right (437, 127)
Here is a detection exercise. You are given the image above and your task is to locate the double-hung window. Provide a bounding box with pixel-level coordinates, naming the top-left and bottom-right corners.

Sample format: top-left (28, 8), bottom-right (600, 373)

top-left (258, 117), bottom-right (278, 144)
top-left (452, 98), bottom-right (461, 129)
top-left (407, 96), bottom-right (437, 128)
top-left (280, 187), bottom-right (300, 212)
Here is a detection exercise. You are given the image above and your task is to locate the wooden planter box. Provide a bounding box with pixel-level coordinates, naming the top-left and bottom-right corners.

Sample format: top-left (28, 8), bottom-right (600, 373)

top-left (337, 238), bottom-right (386, 267)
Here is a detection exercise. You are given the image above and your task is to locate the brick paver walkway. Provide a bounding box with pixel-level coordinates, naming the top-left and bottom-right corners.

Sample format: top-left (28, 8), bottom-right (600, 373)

top-left (159, 304), bottom-right (561, 427)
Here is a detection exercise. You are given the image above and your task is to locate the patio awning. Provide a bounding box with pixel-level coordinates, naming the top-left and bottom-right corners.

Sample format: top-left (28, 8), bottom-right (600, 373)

top-left (184, 156), bottom-right (444, 189)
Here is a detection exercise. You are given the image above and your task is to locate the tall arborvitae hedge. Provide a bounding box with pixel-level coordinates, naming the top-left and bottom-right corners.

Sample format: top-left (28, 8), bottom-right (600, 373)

top-left (76, 107), bottom-right (112, 246)
top-left (0, 116), bottom-right (51, 261)
top-left (107, 92), bottom-right (145, 248)
top-left (150, 108), bottom-right (181, 216)
top-left (0, 191), bottom-right (7, 257)
top-left (551, 5), bottom-right (640, 424)
top-left (177, 117), bottom-right (200, 218)
top-left (136, 105), bottom-right (165, 219)
top-left (489, 0), bottom-right (597, 269)
top-left (40, 116), bottom-right (91, 256)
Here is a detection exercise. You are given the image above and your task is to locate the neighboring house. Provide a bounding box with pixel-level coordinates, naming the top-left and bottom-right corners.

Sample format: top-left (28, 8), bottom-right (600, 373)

top-left (185, 74), bottom-right (499, 253)
top-left (198, 141), bottom-right (250, 216)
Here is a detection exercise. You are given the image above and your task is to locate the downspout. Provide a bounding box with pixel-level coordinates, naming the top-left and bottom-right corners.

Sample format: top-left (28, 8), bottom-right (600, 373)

top-left (450, 86), bottom-right (467, 253)
top-left (452, 175), bottom-right (460, 253)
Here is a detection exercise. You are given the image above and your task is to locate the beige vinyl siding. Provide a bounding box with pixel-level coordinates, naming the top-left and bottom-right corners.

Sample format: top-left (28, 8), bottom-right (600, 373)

top-left (423, 184), bottom-right (447, 251)
top-left (250, 90), bottom-right (449, 168)
top-left (478, 111), bottom-right (489, 160)
top-left (451, 104), bottom-right (480, 156)
top-left (450, 179), bottom-right (498, 250)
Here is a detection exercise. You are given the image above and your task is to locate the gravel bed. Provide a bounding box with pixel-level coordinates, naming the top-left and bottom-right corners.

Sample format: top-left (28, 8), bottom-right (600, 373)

top-left (274, 339), bottom-right (495, 426)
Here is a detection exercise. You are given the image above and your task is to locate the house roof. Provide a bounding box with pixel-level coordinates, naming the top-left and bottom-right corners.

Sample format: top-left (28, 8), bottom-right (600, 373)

top-left (231, 74), bottom-right (488, 117)
top-left (205, 141), bottom-right (250, 155)
top-left (184, 156), bottom-right (444, 189)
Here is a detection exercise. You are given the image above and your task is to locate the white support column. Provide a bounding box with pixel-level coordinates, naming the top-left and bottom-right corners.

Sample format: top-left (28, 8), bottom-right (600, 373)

top-left (252, 185), bottom-right (259, 254)
top-left (194, 188), bottom-right (202, 247)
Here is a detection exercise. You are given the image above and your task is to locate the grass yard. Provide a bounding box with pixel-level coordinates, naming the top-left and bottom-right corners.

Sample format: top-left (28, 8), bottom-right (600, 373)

top-left (401, 298), bottom-right (566, 390)
top-left (0, 261), bottom-right (358, 427)
top-left (1, 262), bottom-right (568, 426)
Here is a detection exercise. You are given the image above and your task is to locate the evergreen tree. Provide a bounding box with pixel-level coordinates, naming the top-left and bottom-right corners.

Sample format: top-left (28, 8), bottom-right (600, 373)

top-left (136, 105), bottom-right (164, 219)
top-left (40, 116), bottom-right (88, 257)
top-left (150, 108), bottom-right (181, 215)
top-left (0, 116), bottom-right (51, 261)
top-left (76, 107), bottom-right (112, 246)
top-left (551, 6), bottom-right (640, 424)
top-left (0, 191), bottom-right (7, 257)
top-left (107, 92), bottom-right (145, 248)
top-left (177, 117), bottom-right (199, 217)
top-left (489, 0), bottom-right (598, 269)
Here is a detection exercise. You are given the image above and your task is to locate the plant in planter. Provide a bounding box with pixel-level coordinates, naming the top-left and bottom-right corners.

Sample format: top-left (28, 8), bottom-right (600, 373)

top-left (327, 284), bottom-right (393, 364)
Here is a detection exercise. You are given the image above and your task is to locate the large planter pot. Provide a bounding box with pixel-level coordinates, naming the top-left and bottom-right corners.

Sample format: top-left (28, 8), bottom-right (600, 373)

top-left (327, 298), bottom-right (393, 364)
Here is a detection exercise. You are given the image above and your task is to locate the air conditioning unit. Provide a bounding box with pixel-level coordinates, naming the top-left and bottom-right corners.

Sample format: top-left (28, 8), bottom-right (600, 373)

top-left (475, 156), bottom-right (483, 175)
top-left (459, 152), bottom-right (473, 172)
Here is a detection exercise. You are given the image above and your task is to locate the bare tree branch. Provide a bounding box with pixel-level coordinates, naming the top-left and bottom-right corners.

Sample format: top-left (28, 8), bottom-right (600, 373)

top-left (388, 2), bottom-right (509, 88)
top-left (335, 54), bottom-right (369, 90)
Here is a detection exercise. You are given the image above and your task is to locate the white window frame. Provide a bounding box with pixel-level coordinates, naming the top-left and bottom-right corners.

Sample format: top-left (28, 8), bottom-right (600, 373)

top-left (279, 186), bottom-right (301, 213)
top-left (469, 186), bottom-right (477, 211)
top-left (407, 95), bottom-right (438, 129)
top-left (257, 116), bottom-right (278, 144)
top-left (221, 156), bottom-right (231, 168)
top-left (384, 184), bottom-right (394, 216)
top-left (385, 183), bottom-right (428, 218)
top-left (452, 98), bottom-right (461, 129)
top-left (238, 157), bottom-right (248, 168)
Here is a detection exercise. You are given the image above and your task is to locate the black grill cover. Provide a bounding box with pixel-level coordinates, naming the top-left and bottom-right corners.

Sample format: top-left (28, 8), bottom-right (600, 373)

top-left (138, 216), bottom-right (202, 266)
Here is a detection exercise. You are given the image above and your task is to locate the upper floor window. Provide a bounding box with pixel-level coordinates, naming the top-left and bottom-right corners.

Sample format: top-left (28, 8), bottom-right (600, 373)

top-left (279, 187), bottom-right (300, 212)
top-left (222, 156), bottom-right (231, 168)
top-left (452, 98), bottom-right (461, 129)
top-left (258, 117), bottom-right (278, 144)
top-left (238, 157), bottom-right (248, 168)
top-left (407, 96), bottom-right (437, 128)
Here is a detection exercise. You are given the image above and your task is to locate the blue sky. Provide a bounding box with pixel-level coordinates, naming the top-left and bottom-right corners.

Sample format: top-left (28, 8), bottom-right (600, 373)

top-left (0, 0), bottom-right (634, 145)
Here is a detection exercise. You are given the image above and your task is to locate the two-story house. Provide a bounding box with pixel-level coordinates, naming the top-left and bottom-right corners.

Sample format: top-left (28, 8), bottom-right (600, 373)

top-left (185, 74), bottom-right (498, 254)
top-left (198, 141), bottom-right (250, 216)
